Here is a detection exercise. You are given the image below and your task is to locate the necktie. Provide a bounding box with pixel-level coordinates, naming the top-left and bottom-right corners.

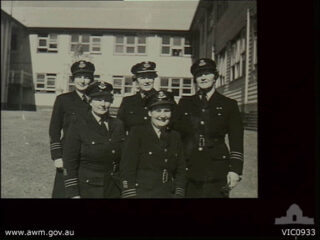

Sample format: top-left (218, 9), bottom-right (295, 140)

top-left (82, 94), bottom-right (88, 104)
top-left (159, 128), bottom-right (168, 149)
top-left (99, 118), bottom-right (109, 135)
top-left (200, 91), bottom-right (208, 108)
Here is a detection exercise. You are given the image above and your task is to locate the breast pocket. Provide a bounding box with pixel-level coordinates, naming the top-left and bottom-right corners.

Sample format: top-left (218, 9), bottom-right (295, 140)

top-left (82, 139), bottom-right (110, 160)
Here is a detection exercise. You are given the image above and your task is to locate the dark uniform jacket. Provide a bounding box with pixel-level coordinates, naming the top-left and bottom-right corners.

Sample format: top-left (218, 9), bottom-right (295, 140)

top-left (173, 90), bottom-right (244, 182)
top-left (120, 123), bottom-right (186, 198)
top-left (49, 91), bottom-right (90, 160)
top-left (63, 111), bottom-right (125, 198)
top-left (117, 90), bottom-right (156, 133)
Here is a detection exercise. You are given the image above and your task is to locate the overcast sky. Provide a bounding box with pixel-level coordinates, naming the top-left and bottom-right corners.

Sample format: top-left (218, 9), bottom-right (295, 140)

top-left (1, 0), bottom-right (199, 8)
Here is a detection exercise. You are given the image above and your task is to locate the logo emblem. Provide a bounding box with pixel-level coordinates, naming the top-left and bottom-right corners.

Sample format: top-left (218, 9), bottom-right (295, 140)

top-left (275, 204), bottom-right (314, 225)
top-left (144, 62), bottom-right (151, 69)
top-left (158, 91), bottom-right (166, 99)
top-left (98, 81), bottom-right (106, 89)
top-left (199, 59), bottom-right (206, 66)
top-left (79, 61), bottom-right (86, 68)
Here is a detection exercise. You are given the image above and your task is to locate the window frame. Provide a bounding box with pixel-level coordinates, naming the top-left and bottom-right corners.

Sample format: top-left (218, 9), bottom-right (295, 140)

top-left (113, 35), bottom-right (147, 56)
top-left (37, 34), bottom-right (58, 53)
top-left (160, 36), bottom-right (192, 57)
top-left (70, 34), bottom-right (102, 55)
top-left (159, 77), bottom-right (194, 97)
top-left (35, 73), bottom-right (57, 93)
top-left (112, 75), bottom-right (136, 96)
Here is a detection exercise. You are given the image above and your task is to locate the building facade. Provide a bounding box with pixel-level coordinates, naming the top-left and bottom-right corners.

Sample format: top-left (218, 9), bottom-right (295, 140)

top-left (190, 0), bottom-right (257, 129)
top-left (1, 10), bottom-right (35, 110)
top-left (28, 29), bottom-right (194, 107)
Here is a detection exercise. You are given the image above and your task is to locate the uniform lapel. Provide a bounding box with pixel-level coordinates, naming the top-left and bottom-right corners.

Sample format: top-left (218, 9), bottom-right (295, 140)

top-left (86, 112), bottom-right (106, 137)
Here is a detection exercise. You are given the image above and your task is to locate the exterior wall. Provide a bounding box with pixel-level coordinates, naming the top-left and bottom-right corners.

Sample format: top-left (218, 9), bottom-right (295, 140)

top-left (190, 0), bottom-right (257, 112)
top-left (1, 12), bottom-right (12, 108)
top-left (1, 11), bottom-right (35, 110)
top-left (30, 32), bottom-right (194, 107)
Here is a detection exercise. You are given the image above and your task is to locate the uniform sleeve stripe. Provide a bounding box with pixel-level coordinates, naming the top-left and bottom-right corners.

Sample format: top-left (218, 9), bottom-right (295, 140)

top-left (51, 147), bottom-right (62, 150)
top-left (65, 183), bottom-right (78, 188)
top-left (50, 143), bottom-right (62, 146)
top-left (64, 180), bottom-right (78, 185)
top-left (65, 178), bottom-right (78, 182)
top-left (122, 189), bottom-right (137, 198)
top-left (122, 193), bottom-right (137, 198)
top-left (122, 189), bottom-right (136, 194)
top-left (230, 156), bottom-right (244, 161)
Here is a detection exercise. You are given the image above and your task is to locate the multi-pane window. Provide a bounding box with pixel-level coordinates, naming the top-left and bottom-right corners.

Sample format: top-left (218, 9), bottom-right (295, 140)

top-left (216, 50), bottom-right (227, 87)
top-left (37, 34), bottom-right (58, 53)
top-left (161, 36), bottom-right (192, 57)
top-left (112, 76), bottom-right (136, 96)
top-left (114, 36), bottom-right (147, 55)
top-left (160, 77), bottom-right (194, 97)
top-left (70, 34), bottom-right (102, 54)
top-left (35, 73), bottom-right (56, 92)
top-left (230, 30), bottom-right (246, 81)
top-left (68, 75), bottom-right (100, 92)
top-left (253, 25), bottom-right (258, 69)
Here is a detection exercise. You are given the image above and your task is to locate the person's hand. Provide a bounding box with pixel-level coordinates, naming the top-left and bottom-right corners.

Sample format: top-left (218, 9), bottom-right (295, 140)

top-left (227, 171), bottom-right (241, 189)
top-left (54, 158), bottom-right (63, 168)
top-left (71, 196), bottom-right (81, 199)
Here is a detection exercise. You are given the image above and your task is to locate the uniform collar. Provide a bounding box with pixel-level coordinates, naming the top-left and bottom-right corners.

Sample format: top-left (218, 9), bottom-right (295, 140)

top-left (198, 86), bottom-right (215, 100)
top-left (75, 89), bottom-right (88, 101)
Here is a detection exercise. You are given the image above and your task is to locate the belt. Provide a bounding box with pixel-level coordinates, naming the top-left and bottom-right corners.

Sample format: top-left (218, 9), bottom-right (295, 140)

top-left (198, 136), bottom-right (225, 151)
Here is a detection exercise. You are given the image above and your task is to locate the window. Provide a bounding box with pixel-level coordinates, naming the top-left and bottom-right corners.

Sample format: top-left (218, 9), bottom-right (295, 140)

top-left (230, 30), bottom-right (246, 81)
top-left (253, 24), bottom-right (258, 69)
top-left (35, 73), bottom-right (57, 92)
top-left (37, 34), bottom-right (58, 53)
top-left (70, 34), bottom-right (102, 54)
top-left (161, 36), bottom-right (192, 57)
top-left (112, 76), bottom-right (136, 96)
top-left (68, 75), bottom-right (100, 92)
top-left (216, 50), bottom-right (227, 87)
top-left (159, 77), bottom-right (194, 97)
top-left (114, 35), bottom-right (147, 55)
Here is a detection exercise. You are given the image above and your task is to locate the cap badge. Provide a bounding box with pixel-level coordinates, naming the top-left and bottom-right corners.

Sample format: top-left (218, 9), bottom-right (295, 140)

top-left (79, 61), bottom-right (86, 68)
top-left (199, 59), bottom-right (206, 66)
top-left (98, 81), bottom-right (106, 89)
top-left (144, 62), bottom-right (151, 68)
top-left (158, 91), bottom-right (166, 99)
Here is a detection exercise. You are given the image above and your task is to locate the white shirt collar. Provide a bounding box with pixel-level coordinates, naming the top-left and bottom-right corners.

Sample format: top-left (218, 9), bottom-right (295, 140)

top-left (91, 111), bottom-right (109, 130)
top-left (199, 87), bottom-right (215, 100)
top-left (75, 90), bottom-right (88, 101)
top-left (206, 87), bottom-right (215, 100)
top-left (151, 124), bottom-right (161, 138)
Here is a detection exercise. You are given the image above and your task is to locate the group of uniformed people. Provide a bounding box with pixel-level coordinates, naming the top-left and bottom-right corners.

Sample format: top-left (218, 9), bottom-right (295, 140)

top-left (49, 58), bottom-right (244, 198)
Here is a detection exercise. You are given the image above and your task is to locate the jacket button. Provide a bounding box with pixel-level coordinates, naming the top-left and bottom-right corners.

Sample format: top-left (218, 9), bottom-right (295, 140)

top-left (112, 150), bottom-right (115, 154)
top-left (109, 138), bottom-right (112, 142)
top-left (135, 183), bottom-right (139, 187)
top-left (86, 179), bottom-right (89, 183)
top-left (218, 113), bottom-right (222, 116)
top-left (184, 112), bottom-right (188, 115)
top-left (110, 172), bottom-right (114, 176)
top-left (222, 155), bottom-right (226, 159)
top-left (202, 109), bottom-right (205, 112)
top-left (144, 116), bottom-right (147, 120)
top-left (200, 121), bottom-right (205, 125)
top-left (91, 141), bottom-right (95, 144)
top-left (198, 147), bottom-right (203, 151)
top-left (144, 107), bottom-right (147, 110)
top-left (164, 159), bottom-right (168, 163)
top-left (186, 167), bottom-right (189, 171)
top-left (164, 148), bottom-right (168, 152)
top-left (149, 152), bottom-right (152, 155)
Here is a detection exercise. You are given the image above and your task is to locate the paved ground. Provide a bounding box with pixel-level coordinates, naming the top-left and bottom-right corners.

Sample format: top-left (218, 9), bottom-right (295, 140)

top-left (1, 110), bottom-right (257, 198)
